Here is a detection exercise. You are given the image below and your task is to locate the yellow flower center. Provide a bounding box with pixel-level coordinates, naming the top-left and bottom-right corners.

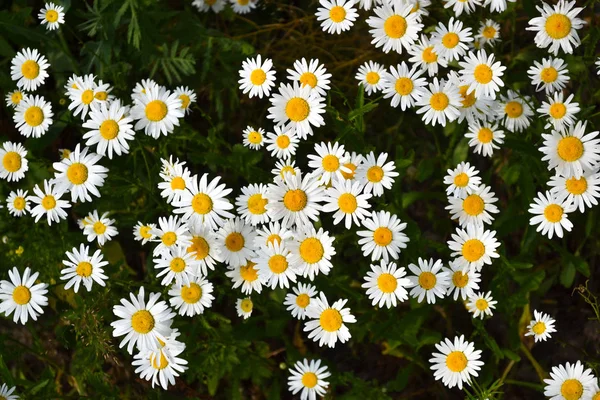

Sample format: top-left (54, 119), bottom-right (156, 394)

top-left (463, 194), bottom-right (485, 216)
top-left (593, 391), bottom-right (600, 400)
top-left (276, 135), bottom-right (290, 149)
top-left (296, 293), bottom-right (310, 308)
top-left (151, 350), bottom-right (169, 370)
top-left (545, 14), bottom-right (572, 40)
top-left (329, 5), bottom-right (346, 23)
top-left (459, 85), bottom-right (476, 108)
top-left (170, 257), bottom-right (186, 272)
top-left (145, 100), bottom-right (168, 122)
top-left (24, 106), bottom-right (44, 126)
top-left (140, 226), bottom-right (153, 239)
top-left (505, 101), bottom-right (523, 118)
top-left (482, 26), bottom-right (497, 39)
top-left (299, 237), bottom-right (324, 264)
top-left (452, 271), bottom-right (469, 288)
top-left (12, 285), bottom-right (31, 305)
top-left (192, 193), bottom-right (213, 214)
top-left (478, 127), bottom-right (493, 143)
top-left (560, 379), bottom-right (583, 400)
top-left (170, 176), bottom-right (186, 190)
top-left (76, 261), bottom-right (93, 277)
top-left (161, 231), bottom-right (177, 246)
top-left (250, 69), bottom-right (266, 85)
top-left (430, 93), bottom-right (450, 111)
top-left (462, 239), bottom-right (485, 262)
top-left (240, 298), bottom-right (253, 313)
top-left (544, 204), bottom-right (563, 223)
top-left (179, 94), bottom-right (191, 109)
top-left (302, 372), bottom-right (318, 388)
top-left (373, 227), bottom-right (393, 246)
top-left (365, 71), bottom-right (380, 84)
top-left (13, 197), bottom-right (26, 210)
top-left (474, 64), bottom-right (493, 84)
top-left (99, 120), bottom-right (119, 140)
top-left (395, 77), bottom-right (414, 96)
top-left (475, 298), bottom-right (488, 311)
top-left (454, 172), bottom-right (469, 187)
top-left (21, 60), bottom-right (40, 79)
top-left (237, 0), bottom-right (249, 5)
top-left (285, 97), bottom-right (310, 122)
top-left (322, 154), bottom-right (340, 172)
top-left (248, 131), bottom-right (263, 144)
top-left (45, 9), bottom-right (59, 22)
top-left (283, 189), bottom-right (307, 212)
top-left (131, 310), bottom-right (155, 333)
top-left (418, 271), bottom-right (437, 290)
top-left (422, 46), bottom-right (438, 63)
top-left (181, 283), bottom-right (202, 303)
top-left (337, 193), bottom-right (357, 214)
top-left (367, 165), bottom-right (384, 183)
top-left (384, 15), bottom-right (407, 39)
top-left (240, 262), bottom-right (259, 282)
top-left (42, 195), bottom-right (56, 210)
top-left (267, 234), bottom-right (282, 246)
top-left (541, 67), bottom-right (558, 83)
top-left (377, 273), bottom-right (398, 293)
top-left (300, 72), bottom-right (318, 89)
top-left (95, 91), bottom-right (108, 101)
top-left (532, 321), bottom-right (546, 335)
top-left (268, 254), bottom-right (288, 274)
top-left (225, 232), bottom-right (245, 252)
top-left (549, 103), bottom-right (567, 119)
top-left (557, 137), bottom-right (583, 162)
top-left (188, 236), bottom-right (210, 260)
top-left (442, 32), bottom-right (460, 48)
top-left (279, 165), bottom-right (296, 178)
top-left (11, 91), bottom-right (23, 104)
top-left (93, 221), bottom-right (107, 235)
top-left (566, 176), bottom-right (587, 195)
top-left (445, 351), bottom-right (468, 372)
top-left (3, 152), bottom-right (21, 172)
top-left (247, 193), bottom-right (268, 215)
top-left (320, 308), bottom-right (343, 332)
top-left (341, 163), bottom-right (357, 180)
top-left (67, 163), bottom-right (88, 185)
top-left (81, 89), bottom-right (94, 105)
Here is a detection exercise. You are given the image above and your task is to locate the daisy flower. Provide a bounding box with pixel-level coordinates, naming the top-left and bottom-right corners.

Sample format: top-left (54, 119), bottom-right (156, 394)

top-left (406, 258), bottom-right (450, 304)
top-left (525, 309), bottom-right (557, 342)
top-left (192, 0), bottom-right (227, 13)
top-left (527, 57), bottom-right (570, 94)
top-left (186, 220), bottom-right (223, 276)
top-left (217, 217), bottom-right (257, 268)
top-left (0, 142), bottom-right (28, 182)
top-left (445, 184), bottom-right (499, 227)
top-left (538, 92), bottom-right (580, 133)
top-left (13, 94), bottom-right (53, 138)
top-left (0, 267), bottom-right (48, 325)
top-left (133, 221), bottom-right (156, 245)
top-left (355, 60), bottom-right (387, 95)
top-left (529, 191), bottom-right (575, 239)
top-left (357, 210), bottom-right (409, 261)
top-left (431, 18), bottom-right (473, 62)
top-left (444, 162), bottom-right (482, 198)
top-left (157, 157), bottom-right (194, 204)
top-left (355, 151), bottom-right (398, 197)
top-left (82, 101), bottom-right (135, 159)
top-left (322, 179), bottom-right (372, 229)
top-left (496, 90), bottom-right (533, 133)
top-left (466, 291), bottom-right (497, 319)
top-left (382, 62), bottom-right (427, 110)
top-left (151, 215), bottom-right (192, 257)
top-left (0, 384), bottom-right (18, 400)
top-left (28, 180), bottom-right (71, 225)
top-left (111, 287), bottom-right (175, 354)
top-left (130, 84), bottom-right (184, 139)
top-left (168, 275), bottom-right (214, 317)
top-left (10, 48), bottom-right (50, 91)
top-left (236, 183), bottom-right (270, 226)
top-left (230, 0), bottom-right (256, 14)
top-left (429, 335), bottom-right (484, 389)
top-left (271, 159), bottom-right (301, 180)
top-left (304, 292), bottom-right (356, 348)
top-left (5, 89), bottom-right (24, 108)
top-left (287, 359), bottom-right (331, 400)
top-left (307, 141), bottom-right (351, 185)
top-left (6, 189), bottom-right (30, 217)
top-left (173, 173), bottom-right (234, 230)
top-left (131, 79), bottom-right (159, 102)
top-left (154, 245), bottom-right (199, 286)
top-left (443, 0), bottom-right (481, 17)
top-left (527, 0), bottom-right (585, 55)
top-left (253, 241), bottom-right (297, 289)
top-left (288, 225), bottom-right (336, 280)
top-left (225, 261), bottom-right (263, 295)
top-left (52, 144), bottom-right (108, 203)
top-left (448, 224), bottom-right (500, 272)
top-left (38, 2), bottom-right (65, 30)
top-left (476, 19), bottom-right (501, 47)
top-left (340, 151), bottom-right (364, 182)
top-left (253, 221), bottom-right (294, 248)
top-left (543, 361), bottom-right (596, 400)
top-left (366, 2), bottom-right (423, 54)
top-left (133, 343), bottom-right (188, 391)
top-left (408, 34), bottom-right (448, 78)
top-left (316, 0), bottom-right (359, 35)
top-left (362, 260), bottom-right (411, 308)
top-left (484, 0), bottom-right (515, 12)
top-left (443, 260), bottom-right (481, 301)
top-left (174, 86), bottom-right (196, 115)
top-left (288, 58), bottom-right (333, 97)
top-left (284, 282), bottom-right (318, 320)
top-left (242, 126), bottom-right (265, 150)
top-left (67, 74), bottom-right (105, 120)
top-left (264, 125), bottom-right (298, 159)
top-left (265, 172), bottom-right (325, 228)
top-left (540, 121), bottom-right (600, 178)
top-left (465, 120), bottom-right (505, 157)
top-left (236, 297), bottom-right (253, 319)
top-left (238, 54), bottom-right (276, 99)
top-left (458, 49), bottom-right (505, 100)
top-left (83, 210), bottom-right (118, 246)
top-left (60, 244), bottom-right (108, 293)
top-left (416, 78), bottom-right (461, 127)
top-left (549, 171), bottom-right (600, 213)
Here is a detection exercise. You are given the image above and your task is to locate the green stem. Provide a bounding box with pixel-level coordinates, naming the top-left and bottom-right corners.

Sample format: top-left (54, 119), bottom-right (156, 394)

top-left (520, 343), bottom-right (546, 382)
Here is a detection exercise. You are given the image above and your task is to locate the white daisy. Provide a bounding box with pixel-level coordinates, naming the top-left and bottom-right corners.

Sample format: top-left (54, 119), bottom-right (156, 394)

top-left (174, 86), bottom-right (196, 115)
top-left (446, 70), bottom-right (494, 125)
top-left (60, 244), bottom-right (108, 293)
top-left (429, 335), bottom-right (484, 389)
top-left (0, 267), bottom-right (48, 325)
top-left (527, 57), bottom-right (570, 94)
top-left (406, 258), bottom-right (449, 304)
top-left (13, 94), bottom-right (53, 138)
top-left (38, 2), bottom-right (65, 30)
top-left (476, 19), bottom-right (501, 47)
top-left (168, 275), bottom-right (214, 317)
top-left (287, 359), bottom-right (331, 400)
top-left (538, 92), bottom-right (580, 133)
top-left (340, 151), bottom-right (364, 182)
top-left (82, 100), bottom-right (135, 159)
top-left (443, 260), bottom-right (481, 301)
top-left (230, 0), bottom-right (256, 14)
top-left (445, 184), bottom-right (499, 227)
top-left (288, 225), bottom-right (336, 280)
top-left (288, 58), bottom-right (332, 97)
top-left (28, 179), bottom-right (71, 225)
top-left (416, 78), bottom-right (462, 127)
top-left (0, 142), bottom-right (28, 182)
top-left (322, 179), bottom-right (372, 229)
top-left (186, 220), bottom-right (223, 276)
top-left (458, 49), bottom-right (505, 100)
top-left (496, 90), bottom-right (534, 133)
top-left (132, 333), bottom-right (187, 390)
top-left (133, 221), bottom-right (156, 245)
top-left (366, 2), bottom-right (423, 54)
top-left (0, 384), bottom-right (18, 400)
top-left (284, 282), bottom-right (318, 320)
top-left (408, 34), bottom-right (448, 78)
top-left (242, 126), bottom-right (266, 150)
top-left (444, 161), bottom-right (482, 198)
top-left (355, 151), bottom-right (398, 197)
top-left (52, 144), bottom-right (108, 203)
top-left (238, 54), bottom-right (276, 99)
top-left (154, 245), bottom-right (199, 286)
top-left (192, 0), bottom-right (227, 13)
top-left (357, 210), bottom-right (409, 262)
top-left (355, 60), bottom-right (387, 95)
top-left (527, 0), bottom-right (585, 55)
top-left (448, 224), bottom-right (501, 272)
top-left (236, 183), bottom-right (270, 226)
top-left (484, 0), bottom-right (515, 13)
top-left (5, 89), bottom-right (24, 108)
top-left (431, 18), bottom-right (473, 62)
top-left (271, 159), bottom-right (301, 180)
top-left (543, 361), bottom-right (596, 400)
top-left (130, 79), bottom-right (159, 102)
top-left (382, 61), bottom-right (427, 110)
top-left (67, 74), bottom-right (105, 120)
top-left (6, 189), bottom-right (30, 217)
top-left (549, 171), bottom-right (600, 213)
top-left (217, 217), bottom-right (257, 268)
top-left (264, 125), bottom-right (299, 159)
top-left (225, 260), bottom-right (263, 295)
top-left (307, 141), bottom-right (351, 185)
top-left (130, 84), bottom-right (184, 139)
top-left (443, 0), bottom-right (481, 17)
top-left (253, 241), bottom-right (297, 289)
top-left (362, 259), bottom-right (411, 308)
top-left (304, 292), bottom-right (356, 348)
top-left (10, 48), bottom-right (50, 91)
top-left (466, 291), bottom-right (497, 319)
top-left (157, 157), bottom-right (194, 204)
top-left (83, 210), bottom-right (118, 246)
top-left (316, 0), bottom-right (359, 35)
top-left (465, 120), bottom-right (505, 157)
top-left (525, 309), bottom-right (557, 342)
top-left (151, 215), bottom-right (192, 257)
top-left (253, 221), bottom-right (294, 248)
top-left (236, 297), bottom-right (254, 319)
top-left (529, 191), bottom-right (575, 239)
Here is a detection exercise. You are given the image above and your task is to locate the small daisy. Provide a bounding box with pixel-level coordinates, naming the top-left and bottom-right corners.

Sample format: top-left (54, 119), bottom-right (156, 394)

top-left (340, 151), bottom-right (364, 182)
top-left (527, 0), bottom-right (585, 55)
top-left (133, 222), bottom-right (156, 245)
top-left (307, 141), bottom-right (351, 185)
top-left (6, 189), bottom-right (30, 217)
top-left (366, 2), bottom-right (423, 54)
top-left (230, 0), bottom-right (256, 14)
top-left (168, 275), bottom-right (214, 317)
top-left (38, 2), bottom-right (65, 30)
top-left (322, 179), bottom-right (372, 229)
top-left (238, 55), bottom-right (276, 99)
top-left (362, 260), bottom-right (411, 308)
top-left (527, 57), bottom-right (570, 94)
top-left (446, 184), bottom-right (499, 227)
top-left (443, 0), bottom-right (481, 17)
top-left (484, 0), bottom-right (515, 13)
top-left (10, 48), bottom-right (50, 91)
top-left (476, 19), bottom-right (501, 47)
top-left (429, 335), bottom-right (484, 389)
top-left (60, 244), bottom-right (108, 293)
top-left (236, 183), bottom-right (269, 226)
top-left (543, 361), bottom-right (596, 400)
top-left (83, 210), bottom-right (118, 246)
top-left (540, 121), bottom-right (600, 178)
top-left (242, 126), bottom-right (265, 150)
top-left (0, 384), bottom-right (18, 400)
top-left (431, 18), bottom-right (473, 62)
top-left (236, 297), bottom-right (254, 319)
top-left (253, 241), bottom-right (297, 289)
top-left (111, 287), bottom-right (175, 354)
top-left (154, 245), bottom-right (199, 286)
top-left (443, 260), bottom-right (481, 301)
top-left (416, 78), bottom-right (462, 127)
top-left (316, 0), bottom-right (359, 35)
top-left (264, 125), bottom-right (299, 159)
top-left (458, 49), bottom-right (505, 100)
top-left (52, 144), bottom-right (108, 203)
top-left (525, 309), bottom-right (557, 342)
top-left (217, 217), bottom-right (257, 268)
top-left (174, 86), bottom-right (196, 115)
top-left (446, 71), bottom-right (494, 124)
top-left (130, 84), bottom-right (184, 139)
top-left (407, 258), bottom-right (450, 304)
top-left (304, 292), bottom-right (356, 348)
top-left (0, 267), bottom-right (48, 325)
top-left (288, 225), bottom-right (336, 280)
top-left (287, 58), bottom-right (332, 97)
top-left (284, 282), bottom-right (318, 320)
top-left (82, 101), bottom-right (135, 159)
top-left (225, 260), bottom-right (263, 295)
top-left (192, 0), bottom-right (227, 13)
top-left (5, 89), bottom-right (24, 108)
top-left (444, 161), bottom-right (482, 198)
top-left (382, 62), bottom-right (427, 110)
top-left (287, 359), bottom-right (331, 400)
top-left (408, 35), bottom-right (448, 78)
top-left (465, 120), bottom-right (505, 157)
top-left (496, 90), bottom-right (533, 133)
top-left (151, 215), bottom-right (192, 257)
top-left (466, 291), bottom-right (497, 319)
top-left (538, 92), bottom-right (580, 133)
top-left (271, 159), bottom-right (302, 180)
top-left (13, 94), bottom-right (53, 138)
top-left (355, 61), bottom-right (387, 95)
top-left (529, 191), bottom-right (575, 239)
top-left (549, 171), bottom-right (600, 213)
top-left (448, 224), bottom-right (501, 272)
top-left (357, 210), bottom-right (409, 262)
top-left (0, 142), bottom-right (28, 182)
top-left (157, 157), bottom-right (194, 204)
top-left (67, 74), bottom-right (104, 120)
top-left (131, 79), bottom-right (159, 102)
top-left (133, 340), bottom-right (188, 390)
top-left (28, 179), bottom-right (71, 225)
top-left (253, 221), bottom-right (294, 248)
top-left (355, 151), bottom-right (399, 197)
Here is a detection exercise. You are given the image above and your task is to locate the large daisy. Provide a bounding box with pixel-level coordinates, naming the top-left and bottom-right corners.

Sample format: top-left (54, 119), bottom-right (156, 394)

top-left (28, 179), bottom-right (71, 225)
top-left (13, 94), bottom-right (53, 138)
top-left (253, 241), bottom-right (297, 289)
top-left (416, 78), bottom-right (462, 127)
top-left (496, 90), bottom-right (533, 133)
top-left (382, 61), bottom-right (427, 110)
top-left (357, 210), bottom-right (409, 261)
top-left (316, 0), bottom-right (358, 35)
top-left (366, 2), bottom-right (423, 54)
top-left (537, 92), bottom-right (580, 133)
top-left (6, 189), bottom-right (30, 217)
top-left (355, 151), bottom-right (399, 197)
top-left (225, 260), bottom-right (263, 295)
top-left (52, 144), bottom-right (108, 203)
top-left (83, 210), bottom-right (118, 246)
top-left (465, 120), bottom-right (505, 157)
top-left (529, 191), bottom-right (575, 239)
top-left (322, 179), bottom-right (372, 229)
top-left (236, 183), bottom-right (270, 226)
top-left (287, 58), bottom-right (333, 97)
top-left (549, 171), bottom-right (600, 213)
top-left (444, 161), bottom-right (482, 198)
top-left (264, 125), bottom-right (299, 160)
top-left (431, 18), bottom-right (473, 62)
top-left (527, 0), bottom-right (585, 55)
top-left (151, 215), bottom-right (192, 257)
top-left (287, 359), bottom-right (331, 400)
top-left (408, 34), bottom-right (448, 78)
top-left (543, 361), bottom-right (596, 400)
top-left (130, 84), bottom-right (184, 138)
top-left (153, 245), bottom-right (199, 286)
top-left (216, 217), bottom-right (257, 268)
top-left (38, 2), bottom-right (65, 30)
top-left (10, 48), bottom-right (50, 91)
top-left (443, 260), bottom-right (481, 301)
top-left (307, 141), bottom-right (351, 185)
top-left (304, 292), bottom-right (356, 348)
top-left (288, 225), bottom-right (336, 280)
top-left (284, 282), bottom-right (318, 320)
top-left (429, 335), bottom-right (484, 389)
top-left (445, 184), bottom-right (499, 227)
top-left (527, 57), bottom-right (570, 94)
top-left (168, 275), bottom-right (214, 317)
top-left (362, 260), bottom-right (411, 308)
top-left (448, 224), bottom-right (500, 272)
top-left (0, 267), bottom-right (48, 325)
top-left (82, 101), bottom-right (135, 159)
top-left (60, 244), bottom-right (109, 293)
top-left (238, 55), bottom-right (276, 99)
top-left (355, 60), bottom-right (387, 95)
top-left (0, 141), bottom-right (28, 182)
top-left (458, 49), bottom-right (505, 100)
top-left (407, 258), bottom-right (450, 304)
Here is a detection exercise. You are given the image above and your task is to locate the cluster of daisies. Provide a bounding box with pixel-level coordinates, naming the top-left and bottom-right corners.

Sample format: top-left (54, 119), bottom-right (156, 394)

top-left (191, 0), bottom-right (259, 14)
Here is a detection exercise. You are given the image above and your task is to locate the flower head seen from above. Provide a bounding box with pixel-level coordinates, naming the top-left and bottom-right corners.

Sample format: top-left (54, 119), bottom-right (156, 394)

top-left (527, 57), bottom-right (570, 94)
top-left (362, 260), bottom-right (411, 308)
top-left (288, 225), bottom-right (336, 280)
top-left (132, 334), bottom-right (188, 390)
top-left (543, 361), bottom-right (596, 400)
top-left (496, 90), bottom-right (533, 133)
top-left (287, 359), bottom-right (331, 400)
top-left (5, 89), bottom-right (24, 108)
top-left (157, 157), bottom-right (194, 205)
top-left (153, 245), bottom-right (199, 287)
top-left (134, 222), bottom-right (156, 245)
top-left (28, 179), bottom-right (71, 225)
top-left (130, 84), bottom-right (184, 139)
top-left (304, 292), bottom-right (356, 348)
top-left (284, 282), bottom-right (318, 320)
top-left (82, 100), bottom-right (136, 159)
top-left (445, 184), bottom-right (499, 228)
top-left (430, 335), bottom-right (484, 389)
top-left (407, 258), bottom-right (450, 304)
top-left (253, 241), bottom-right (297, 290)
top-left (444, 161), bottom-right (482, 198)
top-left (225, 260), bottom-right (263, 295)
top-left (217, 217), bottom-right (257, 268)
top-left (264, 125), bottom-right (299, 160)
top-left (416, 78), bottom-right (462, 127)
top-left (458, 49), bottom-right (505, 100)
top-left (238, 55), bottom-right (276, 99)
top-left (52, 144), bottom-right (108, 203)
top-left (448, 223), bottom-right (500, 272)
top-left (525, 309), bottom-right (557, 342)
top-left (357, 210), bottom-right (409, 262)
top-left (355, 60), bottom-right (387, 95)
top-left (466, 291), bottom-right (497, 319)
top-left (476, 19), bottom-right (501, 47)
top-left (38, 2), bottom-right (65, 31)
top-left (236, 183), bottom-right (270, 226)
top-left (316, 0), bottom-right (359, 35)
top-left (548, 171), bottom-right (600, 213)
top-left (242, 126), bottom-right (266, 150)
top-left (82, 210), bottom-right (118, 246)
top-left (307, 141), bottom-right (351, 185)
top-left (444, 260), bottom-right (481, 301)
top-left (168, 275), bottom-right (214, 317)
top-left (322, 179), bottom-right (372, 229)
top-left (0, 141), bottom-right (28, 182)
top-left (527, 0), bottom-right (585, 55)
top-left (60, 244), bottom-right (109, 293)
top-left (0, 267), bottom-right (48, 325)
top-left (151, 215), bottom-right (192, 257)
top-left (382, 61), bottom-right (427, 111)
top-left (10, 48), bottom-right (50, 91)
top-left (7, 189), bottom-right (30, 217)
top-left (538, 92), bottom-right (580, 133)
top-left (236, 297), bottom-right (253, 319)
top-left (366, 2), bottom-right (423, 54)
top-left (355, 151), bottom-right (399, 197)
top-left (408, 34), bottom-right (448, 78)
top-left (431, 17), bottom-right (473, 62)
top-left (174, 86), bottom-right (196, 115)
top-left (529, 191), bottom-right (575, 239)
top-left (465, 120), bottom-right (505, 158)
top-left (13, 94), bottom-right (54, 138)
